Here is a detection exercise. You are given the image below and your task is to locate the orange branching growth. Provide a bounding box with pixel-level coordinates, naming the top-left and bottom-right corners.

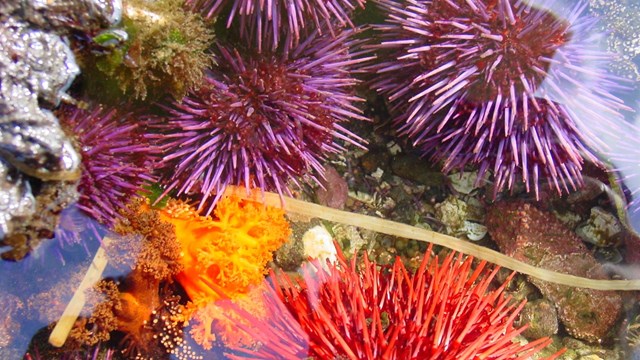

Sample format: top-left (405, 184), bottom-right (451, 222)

top-left (188, 283), bottom-right (269, 350)
top-left (158, 192), bottom-right (291, 305)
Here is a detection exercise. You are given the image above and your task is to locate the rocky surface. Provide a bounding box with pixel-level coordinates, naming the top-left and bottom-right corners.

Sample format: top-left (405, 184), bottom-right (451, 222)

top-left (516, 298), bottom-right (559, 339)
top-left (487, 201), bottom-right (623, 343)
top-left (0, 0), bottom-right (120, 255)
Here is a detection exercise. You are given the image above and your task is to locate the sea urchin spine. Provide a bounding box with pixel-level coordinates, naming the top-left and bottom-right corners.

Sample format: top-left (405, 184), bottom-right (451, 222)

top-left (148, 26), bottom-right (372, 214)
top-left (369, 0), bottom-right (628, 198)
top-left (220, 244), bottom-right (563, 359)
top-left (58, 104), bottom-right (158, 226)
top-left (186, 0), bottom-right (367, 51)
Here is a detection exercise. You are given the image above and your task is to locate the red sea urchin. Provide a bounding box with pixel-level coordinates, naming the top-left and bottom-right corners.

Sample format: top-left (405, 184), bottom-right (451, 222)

top-left (369, 0), bottom-right (629, 198)
top-left (221, 245), bottom-right (563, 359)
top-left (58, 104), bottom-right (158, 226)
top-left (186, 0), bottom-right (367, 51)
top-left (148, 27), bottom-right (371, 215)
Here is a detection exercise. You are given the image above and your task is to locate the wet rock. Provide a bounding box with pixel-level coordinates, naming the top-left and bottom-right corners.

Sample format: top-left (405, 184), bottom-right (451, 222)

top-left (1, 179), bottom-right (78, 260)
top-left (553, 209), bottom-right (583, 229)
top-left (0, 160), bottom-right (36, 240)
top-left (593, 247), bottom-right (623, 264)
top-left (560, 337), bottom-right (622, 360)
top-left (22, 0), bottom-right (122, 31)
top-left (0, 0), bottom-right (117, 247)
top-left (273, 220), bottom-right (315, 271)
top-left (530, 254), bottom-right (621, 343)
top-left (622, 230), bottom-right (640, 265)
top-left (566, 176), bottom-right (606, 205)
top-left (359, 147), bottom-right (390, 174)
top-left (448, 171), bottom-right (480, 195)
top-left (576, 207), bottom-right (623, 247)
top-left (332, 224), bottom-right (371, 256)
top-left (461, 221), bottom-right (487, 241)
top-left (486, 201), bottom-right (623, 343)
top-left (434, 195), bottom-right (468, 235)
top-left (390, 154), bottom-right (444, 187)
top-left (516, 299), bottom-right (559, 339)
top-left (623, 311), bottom-right (640, 358)
top-left (316, 165), bottom-right (349, 210)
top-left (502, 273), bottom-right (540, 303)
top-left (434, 195), bottom-right (487, 241)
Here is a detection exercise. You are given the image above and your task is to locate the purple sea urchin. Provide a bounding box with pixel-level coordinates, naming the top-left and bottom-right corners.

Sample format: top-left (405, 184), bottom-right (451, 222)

top-left (148, 27), bottom-right (371, 215)
top-left (369, 0), bottom-right (628, 198)
top-left (57, 104), bottom-right (158, 226)
top-left (186, 0), bottom-right (366, 51)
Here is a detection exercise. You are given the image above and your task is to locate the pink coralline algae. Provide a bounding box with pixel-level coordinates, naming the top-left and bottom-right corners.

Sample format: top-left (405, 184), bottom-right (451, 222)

top-left (486, 200), bottom-right (623, 343)
top-left (57, 104), bottom-right (158, 226)
top-left (185, 0), bottom-right (367, 51)
top-left (148, 26), bottom-right (371, 215)
top-left (315, 165), bottom-right (349, 209)
top-left (368, 0), bottom-right (629, 198)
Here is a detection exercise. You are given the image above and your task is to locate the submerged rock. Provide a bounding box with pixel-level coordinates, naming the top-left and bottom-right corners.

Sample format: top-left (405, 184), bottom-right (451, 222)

top-left (0, 0), bottom-right (119, 254)
top-left (576, 207), bottom-right (623, 247)
top-left (486, 201), bottom-right (622, 343)
top-left (516, 299), bottom-right (559, 339)
top-left (316, 165), bottom-right (349, 210)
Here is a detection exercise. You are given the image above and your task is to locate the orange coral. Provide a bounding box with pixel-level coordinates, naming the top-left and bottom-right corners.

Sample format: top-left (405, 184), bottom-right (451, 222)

top-left (158, 192), bottom-right (291, 305)
top-left (188, 283), bottom-right (269, 350)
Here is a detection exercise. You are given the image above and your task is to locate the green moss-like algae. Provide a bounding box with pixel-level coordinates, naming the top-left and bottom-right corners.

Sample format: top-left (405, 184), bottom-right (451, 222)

top-left (79, 0), bottom-right (214, 102)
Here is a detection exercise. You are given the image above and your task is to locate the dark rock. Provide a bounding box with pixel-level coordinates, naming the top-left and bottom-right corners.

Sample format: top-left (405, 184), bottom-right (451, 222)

top-left (359, 147), bottom-right (390, 174)
top-left (390, 154), bottom-right (444, 187)
top-left (622, 230), bottom-right (640, 265)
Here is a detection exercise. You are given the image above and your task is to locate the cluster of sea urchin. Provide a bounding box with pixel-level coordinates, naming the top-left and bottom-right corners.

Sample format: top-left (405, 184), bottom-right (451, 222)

top-left (148, 25), bottom-right (371, 215)
top-left (369, 0), bottom-right (628, 198)
top-left (186, 0), bottom-right (367, 51)
top-left (220, 245), bottom-right (562, 359)
top-left (57, 104), bottom-right (158, 226)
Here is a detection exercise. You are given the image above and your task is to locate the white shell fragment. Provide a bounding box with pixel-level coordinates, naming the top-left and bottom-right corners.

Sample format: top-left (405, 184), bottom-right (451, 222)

top-left (448, 171), bottom-right (479, 195)
top-left (302, 225), bottom-right (338, 265)
top-left (462, 221), bottom-right (488, 241)
top-left (576, 207), bottom-right (623, 247)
